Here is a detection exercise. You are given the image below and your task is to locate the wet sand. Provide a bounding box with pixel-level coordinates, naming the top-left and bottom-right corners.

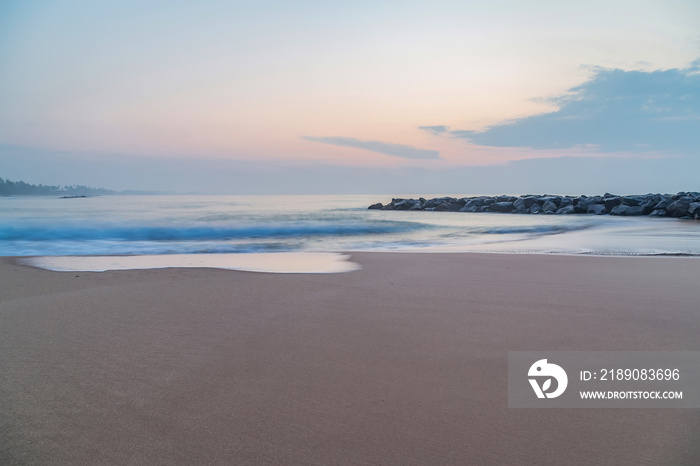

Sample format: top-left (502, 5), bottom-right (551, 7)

top-left (1, 253), bottom-right (699, 465)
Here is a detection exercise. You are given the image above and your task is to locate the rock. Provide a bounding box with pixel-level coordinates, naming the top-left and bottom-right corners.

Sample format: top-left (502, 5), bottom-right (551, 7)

top-left (423, 198), bottom-right (445, 209)
top-left (559, 197), bottom-right (574, 208)
top-left (516, 196), bottom-right (538, 209)
top-left (491, 201), bottom-right (514, 213)
top-left (539, 196), bottom-right (559, 207)
top-left (574, 197), bottom-right (592, 213)
top-left (542, 200), bottom-right (558, 213)
top-left (610, 204), bottom-right (644, 216)
top-left (648, 209), bottom-right (666, 217)
top-left (640, 198), bottom-right (659, 215)
top-left (652, 197), bottom-right (674, 211)
top-left (529, 204), bottom-right (542, 214)
top-left (464, 198), bottom-right (485, 209)
top-left (621, 196), bottom-right (643, 206)
top-left (434, 203), bottom-right (450, 211)
top-left (513, 198), bottom-right (528, 213)
top-left (555, 205), bottom-right (576, 215)
top-left (603, 196), bottom-right (623, 210)
top-left (368, 203), bottom-right (383, 210)
top-left (574, 196), bottom-right (602, 213)
top-left (689, 202), bottom-right (700, 216)
top-left (587, 204), bottom-right (607, 215)
top-left (666, 197), bottom-right (694, 217)
top-left (393, 198), bottom-right (420, 210)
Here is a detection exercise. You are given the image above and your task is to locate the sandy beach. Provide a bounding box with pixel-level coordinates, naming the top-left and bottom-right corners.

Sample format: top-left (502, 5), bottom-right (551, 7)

top-left (1, 252), bottom-right (699, 465)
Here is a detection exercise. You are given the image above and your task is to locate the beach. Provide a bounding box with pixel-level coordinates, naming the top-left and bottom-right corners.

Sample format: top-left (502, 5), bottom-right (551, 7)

top-left (1, 252), bottom-right (699, 465)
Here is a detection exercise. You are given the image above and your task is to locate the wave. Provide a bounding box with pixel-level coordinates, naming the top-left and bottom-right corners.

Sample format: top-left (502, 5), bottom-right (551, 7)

top-left (434, 222), bottom-right (595, 240)
top-left (0, 221), bottom-right (426, 242)
top-left (474, 223), bottom-right (595, 235)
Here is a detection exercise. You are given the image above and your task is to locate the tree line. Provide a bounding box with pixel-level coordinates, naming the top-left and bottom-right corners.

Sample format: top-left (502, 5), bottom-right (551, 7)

top-left (0, 177), bottom-right (114, 196)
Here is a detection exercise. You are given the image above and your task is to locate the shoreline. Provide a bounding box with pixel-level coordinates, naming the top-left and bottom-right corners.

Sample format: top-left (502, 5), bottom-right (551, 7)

top-left (2, 252), bottom-right (699, 464)
top-left (12, 249), bottom-right (700, 275)
top-left (17, 252), bottom-right (362, 274)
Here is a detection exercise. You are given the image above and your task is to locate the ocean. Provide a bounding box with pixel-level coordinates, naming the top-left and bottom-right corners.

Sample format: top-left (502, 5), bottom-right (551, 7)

top-left (2, 194), bottom-right (700, 258)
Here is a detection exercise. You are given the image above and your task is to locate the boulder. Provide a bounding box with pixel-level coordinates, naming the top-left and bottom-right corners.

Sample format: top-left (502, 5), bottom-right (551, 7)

top-left (621, 196), bottom-right (643, 206)
top-left (652, 197), bottom-right (674, 211)
top-left (464, 198), bottom-right (485, 209)
top-left (555, 205), bottom-right (576, 215)
top-left (434, 203), bottom-right (450, 211)
top-left (587, 204), bottom-right (607, 215)
top-left (559, 197), bottom-right (574, 208)
top-left (542, 200), bottom-right (558, 213)
top-left (648, 209), bottom-right (666, 217)
top-left (666, 197), bottom-right (694, 217)
top-left (519, 196), bottom-right (538, 208)
top-left (603, 196), bottom-right (623, 210)
top-left (423, 198), bottom-right (445, 209)
top-left (529, 204), bottom-right (542, 214)
top-left (394, 198), bottom-right (420, 210)
top-left (368, 203), bottom-right (383, 210)
top-left (539, 196), bottom-right (559, 207)
top-left (640, 198), bottom-right (659, 215)
top-left (491, 201), bottom-right (514, 213)
top-left (574, 197), bottom-right (592, 213)
top-left (513, 198), bottom-right (528, 213)
top-left (689, 202), bottom-right (700, 216)
top-left (610, 204), bottom-right (644, 216)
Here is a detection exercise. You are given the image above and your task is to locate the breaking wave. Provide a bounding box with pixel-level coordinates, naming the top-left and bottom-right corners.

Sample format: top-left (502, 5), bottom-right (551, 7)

top-left (0, 221), bottom-right (426, 242)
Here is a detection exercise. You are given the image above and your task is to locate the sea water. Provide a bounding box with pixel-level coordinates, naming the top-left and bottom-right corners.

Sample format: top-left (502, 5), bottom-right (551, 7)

top-left (1, 195), bottom-right (699, 260)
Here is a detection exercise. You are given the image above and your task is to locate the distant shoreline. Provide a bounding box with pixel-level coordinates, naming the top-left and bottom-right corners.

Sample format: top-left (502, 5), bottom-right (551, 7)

top-left (0, 177), bottom-right (166, 197)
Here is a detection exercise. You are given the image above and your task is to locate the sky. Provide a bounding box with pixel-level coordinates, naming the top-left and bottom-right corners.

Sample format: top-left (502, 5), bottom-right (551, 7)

top-left (0, 0), bottom-right (698, 194)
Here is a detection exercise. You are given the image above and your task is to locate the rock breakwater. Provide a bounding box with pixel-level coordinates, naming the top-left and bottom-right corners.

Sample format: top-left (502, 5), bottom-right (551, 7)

top-left (369, 193), bottom-right (700, 219)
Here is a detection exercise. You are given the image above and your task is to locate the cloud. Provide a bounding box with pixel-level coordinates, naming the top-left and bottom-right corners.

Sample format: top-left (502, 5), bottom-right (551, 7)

top-left (303, 136), bottom-right (440, 160)
top-left (418, 125), bottom-right (450, 135)
top-left (451, 64), bottom-right (700, 155)
top-left (690, 58), bottom-right (700, 72)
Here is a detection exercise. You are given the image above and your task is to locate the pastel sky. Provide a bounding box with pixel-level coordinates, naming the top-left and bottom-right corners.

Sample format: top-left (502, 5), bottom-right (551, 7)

top-left (1, 0), bottom-right (698, 194)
